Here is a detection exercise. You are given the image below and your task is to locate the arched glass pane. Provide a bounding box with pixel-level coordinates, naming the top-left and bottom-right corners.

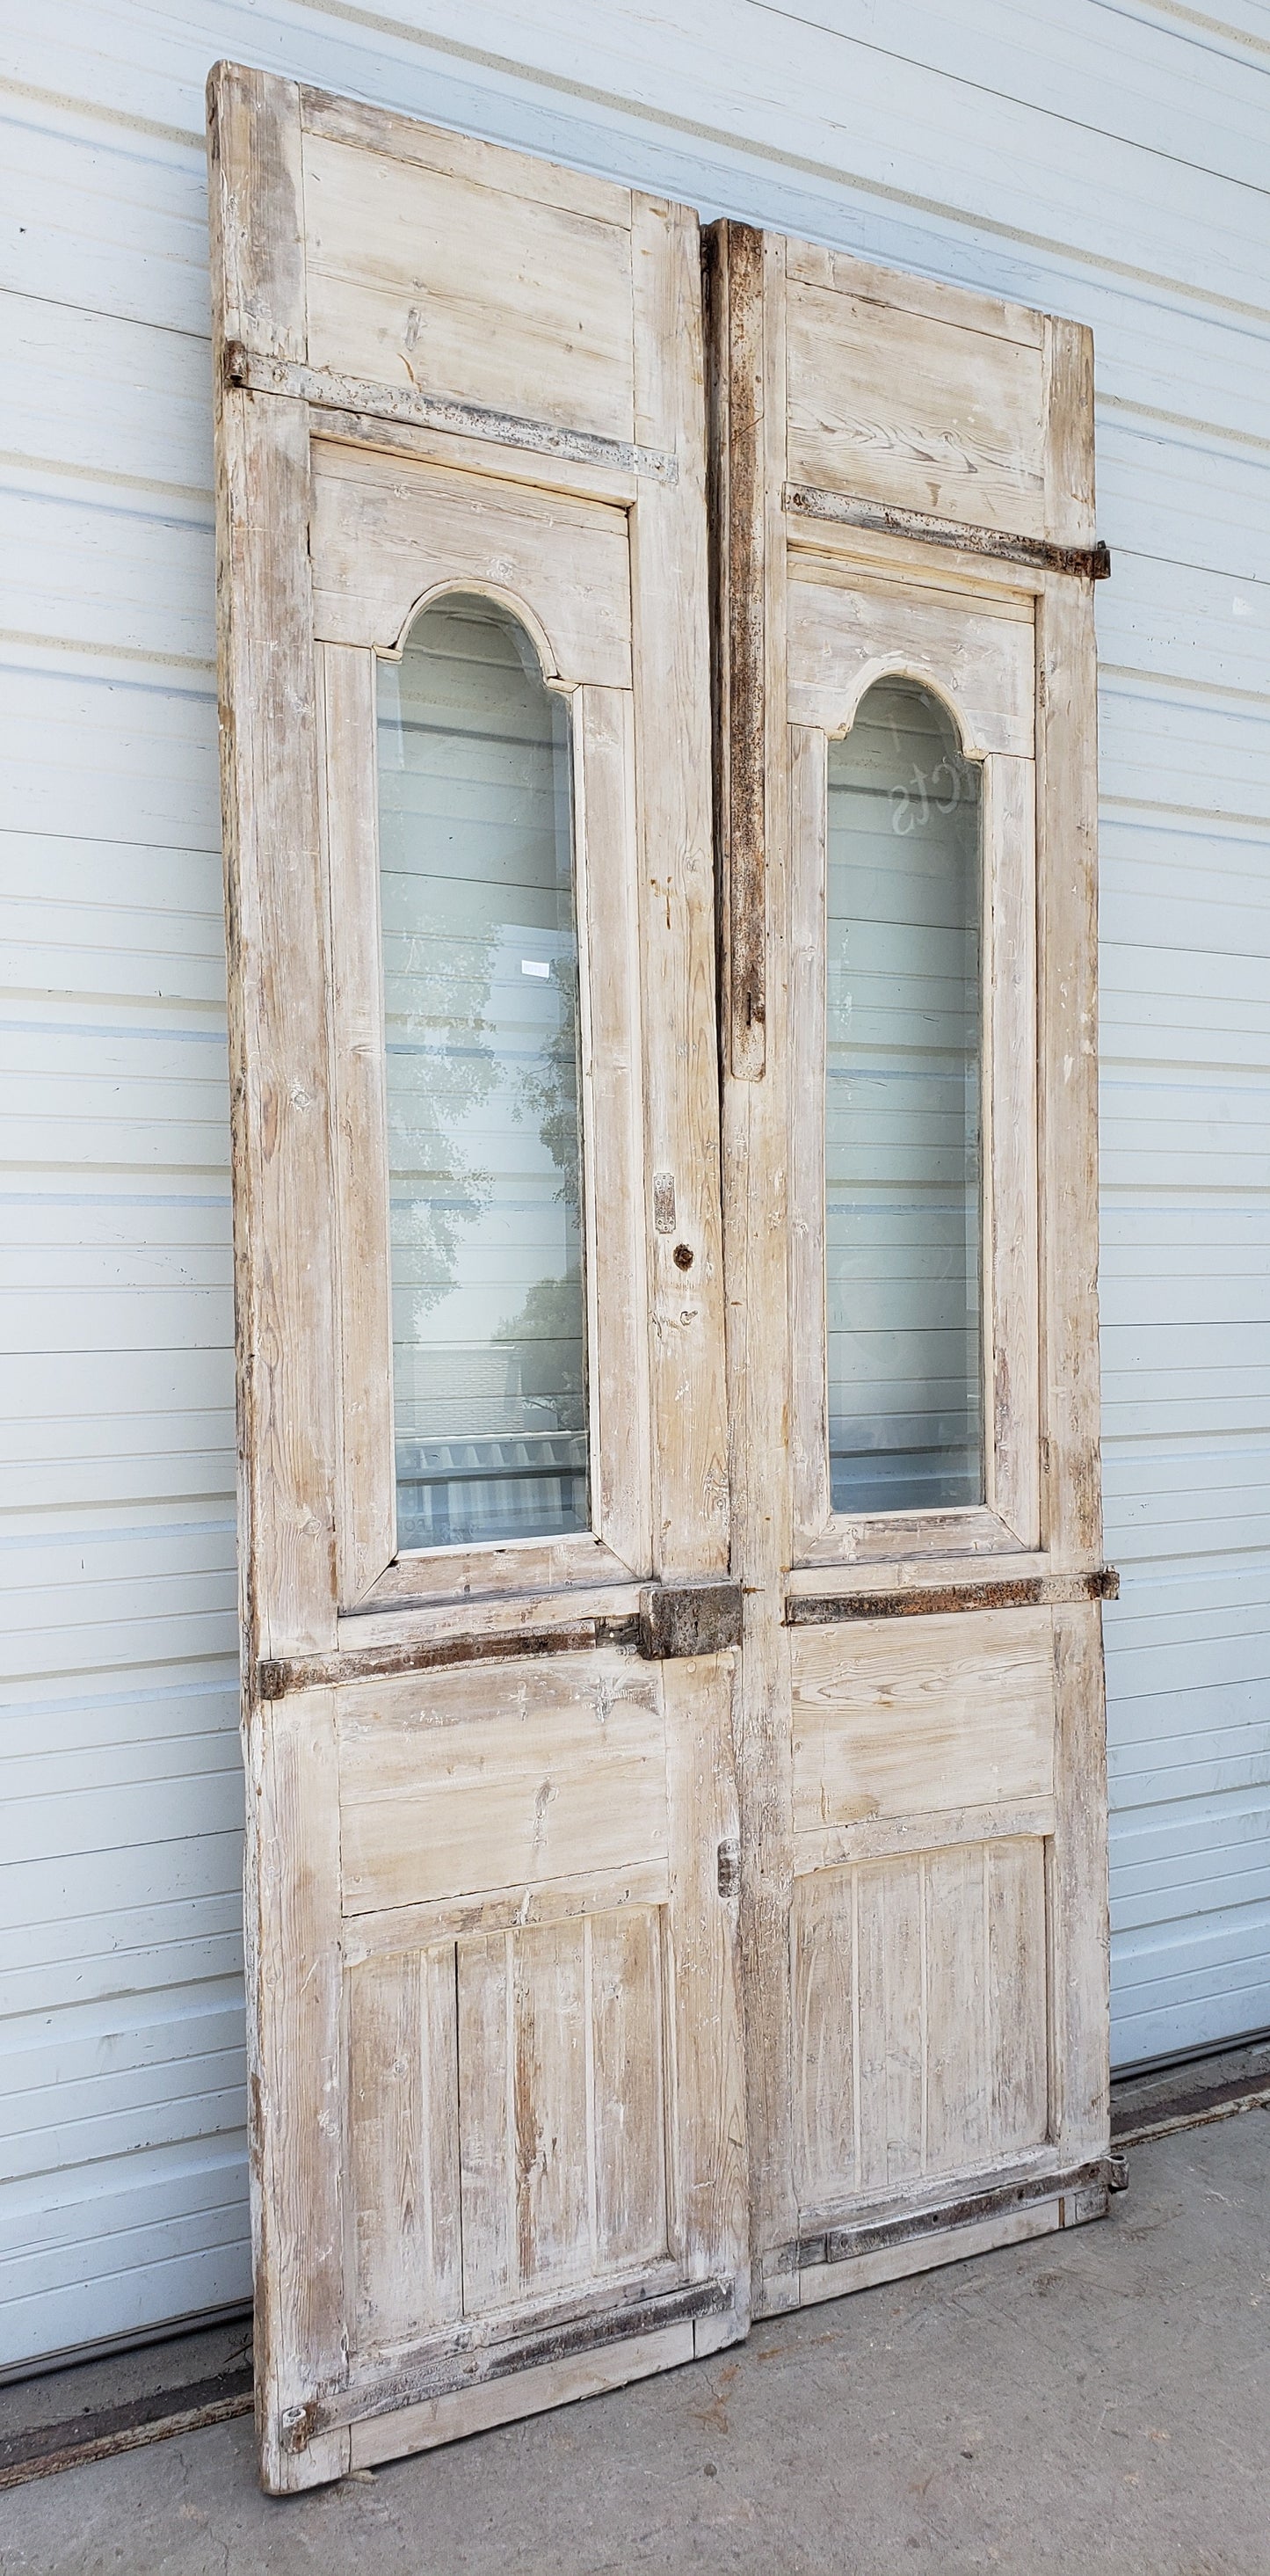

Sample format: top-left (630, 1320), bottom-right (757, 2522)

top-left (826, 678), bottom-right (983, 1514)
top-left (377, 594), bottom-right (587, 1550)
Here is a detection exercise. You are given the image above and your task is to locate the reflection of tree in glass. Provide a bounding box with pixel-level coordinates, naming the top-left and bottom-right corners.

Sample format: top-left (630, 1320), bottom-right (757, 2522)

top-left (511, 956), bottom-right (581, 1215)
top-left (388, 920), bottom-right (499, 1320)
top-left (494, 1271), bottom-right (586, 1431)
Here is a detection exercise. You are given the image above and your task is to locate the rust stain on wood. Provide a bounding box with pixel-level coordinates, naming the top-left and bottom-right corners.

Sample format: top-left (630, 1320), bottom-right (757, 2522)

top-left (784, 1569), bottom-right (1117, 1626)
top-left (784, 481), bottom-right (1111, 581)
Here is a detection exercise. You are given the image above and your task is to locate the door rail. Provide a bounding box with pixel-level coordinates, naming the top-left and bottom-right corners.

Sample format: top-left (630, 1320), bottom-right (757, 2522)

top-left (257, 1579), bottom-right (745, 1699)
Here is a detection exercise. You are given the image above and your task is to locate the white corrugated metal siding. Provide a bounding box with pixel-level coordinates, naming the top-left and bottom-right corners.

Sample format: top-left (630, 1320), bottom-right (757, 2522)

top-left (3, 0), bottom-right (1267, 2367)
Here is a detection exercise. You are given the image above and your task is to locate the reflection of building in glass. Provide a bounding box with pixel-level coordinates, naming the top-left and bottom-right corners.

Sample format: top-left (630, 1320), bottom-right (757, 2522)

top-left (827, 679), bottom-right (983, 1514)
top-left (378, 595), bottom-right (588, 1548)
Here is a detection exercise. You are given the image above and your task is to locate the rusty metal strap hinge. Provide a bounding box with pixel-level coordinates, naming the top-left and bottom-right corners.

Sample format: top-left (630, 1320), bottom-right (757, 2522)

top-left (255, 1580), bottom-right (744, 1701)
top-left (785, 1568), bottom-right (1118, 1628)
top-left (222, 340), bottom-right (679, 486)
top-left (784, 481), bottom-right (1111, 582)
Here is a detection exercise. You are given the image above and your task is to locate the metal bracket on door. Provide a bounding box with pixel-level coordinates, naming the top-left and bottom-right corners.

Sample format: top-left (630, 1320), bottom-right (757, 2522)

top-left (636, 1579), bottom-right (744, 1660)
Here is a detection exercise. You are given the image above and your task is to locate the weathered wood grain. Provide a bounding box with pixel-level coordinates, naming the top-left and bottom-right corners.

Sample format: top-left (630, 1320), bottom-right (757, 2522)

top-left (212, 389), bottom-right (338, 1661)
top-left (301, 130), bottom-right (636, 441)
top-left (349, 2320), bottom-right (695, 2469)
top-left (248, 1689), bottom-right (348, 2491)
top-left (785, 276), bottom-right (1047, 535)
top-left (787, 564), bottom-right (1034, 753)
top-left (317, 642), bottom-right (396, 1606)
top-left (1037, 570), bottom-right (1104, 1568)
top-left (207, 65), bottom-right (306, 365)
top-left (708, 222), bottom-right (801, 2316)
top-left (337, 1655), bottom-right (668, 1915)
top-left (631, 194), bottom-right (730, 1577)
top-left (572, 683), bottom-right (653, 1575)
top-left (309, 444), bottom-right (632, 682)
top-left (345, 1941), bottom-right (461, 2353)
top-left (790, 1611), bottom-right (1055, 1830)
top-left (983, 750), bottom-right (1041, 1547)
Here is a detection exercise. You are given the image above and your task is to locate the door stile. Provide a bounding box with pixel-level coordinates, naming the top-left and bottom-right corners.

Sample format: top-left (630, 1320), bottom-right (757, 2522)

top-left (705, 220), bottom-right (802, 2314)
top-left (250, 1687), bottom-right (348, 2492)
top-left (630, 195), bottom-right (730, 1580)
top-left (570, 681), bottom-right (654, 1574)
top-left (318, 640), bottom-right (396, 1607)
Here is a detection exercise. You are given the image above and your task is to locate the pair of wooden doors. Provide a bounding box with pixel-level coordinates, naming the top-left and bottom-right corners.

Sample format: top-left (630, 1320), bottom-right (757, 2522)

top-left (209, 66), bottom-right (1114, 2492)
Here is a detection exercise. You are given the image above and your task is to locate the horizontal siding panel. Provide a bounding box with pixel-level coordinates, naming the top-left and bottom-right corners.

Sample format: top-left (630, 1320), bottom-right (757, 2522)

top-left (0, 289), bottom-right (214, 492)
top-left (0, 657), bottom-right (218, 848)
top-left (0, 471), bottom-right (215, 665)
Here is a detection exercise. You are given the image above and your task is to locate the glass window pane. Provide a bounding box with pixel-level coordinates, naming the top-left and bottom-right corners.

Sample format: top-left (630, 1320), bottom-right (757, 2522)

top-left (826, 678), bottom-right (983, 1515)
top-left (377, 594), bottom-right (587, 1550)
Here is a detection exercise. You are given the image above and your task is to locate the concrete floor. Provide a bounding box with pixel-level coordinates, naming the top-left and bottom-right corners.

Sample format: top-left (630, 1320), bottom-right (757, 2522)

top-left (4, 2110), bottom-right (1266, 2576)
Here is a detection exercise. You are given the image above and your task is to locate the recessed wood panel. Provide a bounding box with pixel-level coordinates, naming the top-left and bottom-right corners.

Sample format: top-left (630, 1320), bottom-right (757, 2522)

top-left (345, 1943), bottom-right (462, 2354)
top-left (301, 130), bottom-right (637, 440)
top-left (345, 1906), bottom-right (670, 2347)
top-left (785, 278), bottom-right (1047, 536)
top-left (309, 446), bottom-right (632, 682)
top-left (456, 1909), bottom-right (669, 2313)
top-left (786, 565), bottom-right (1034, 756)
top-left (790, 1610), bottom-right (1055, 1834)
top-left (337, 1655), bottom-right (668, 1915)
top-left (793, 1836), bottom-right (1049, 2222)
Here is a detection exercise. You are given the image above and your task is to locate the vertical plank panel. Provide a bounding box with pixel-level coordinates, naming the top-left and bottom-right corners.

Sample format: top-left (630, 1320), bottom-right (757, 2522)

top-left (987, 1840), bottom-right (1049, 2156)
top-left (512, 1920), bottom-right (590, 2295)
top-left (924, 1844), bottom-right (988, 2174)
top-left (631, 194), bottom-right (729, 1575)
top-left (346, 1945), bottom-right (461, 2352)
top-left (456, 1932), bottom-right (513, 2314)
top-left (591, 1909), bottom-right (669, 2268)
top-left (791, 1869), bottom-right (854, 2212)
top-left (856, 1856), bottom-right (925, 2194)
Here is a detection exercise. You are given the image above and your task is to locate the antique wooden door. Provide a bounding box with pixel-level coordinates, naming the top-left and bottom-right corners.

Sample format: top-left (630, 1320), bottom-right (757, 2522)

top-left (209, 68), bottom-right (745, 2490)
top-left (706, 228), bottom-right (1116, 2317)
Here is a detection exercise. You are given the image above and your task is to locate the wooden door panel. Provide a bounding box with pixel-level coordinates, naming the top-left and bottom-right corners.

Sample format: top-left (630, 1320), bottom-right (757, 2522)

top-left (782, 258), bottom-right (1048, 535)
top-left (707, 220), bottom-right (1110, 2323)
top-left (789, 1611), bottom-right (1055, 1831)
top-left (345, 1942), bottom-right (463, 2353)
top-left (300, 111), bottom-right (638, 439)
top-left (455, 1910), bottom-right (670, 2312)
top-left (336, 1655), bottom-right (668, 1913)
top-left (310, 445), bottom-right (633, 679)
top-left (792, 1834), bottom-right (1049, 2225)
top-left (787, 566), bottom-right (1034, 755)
